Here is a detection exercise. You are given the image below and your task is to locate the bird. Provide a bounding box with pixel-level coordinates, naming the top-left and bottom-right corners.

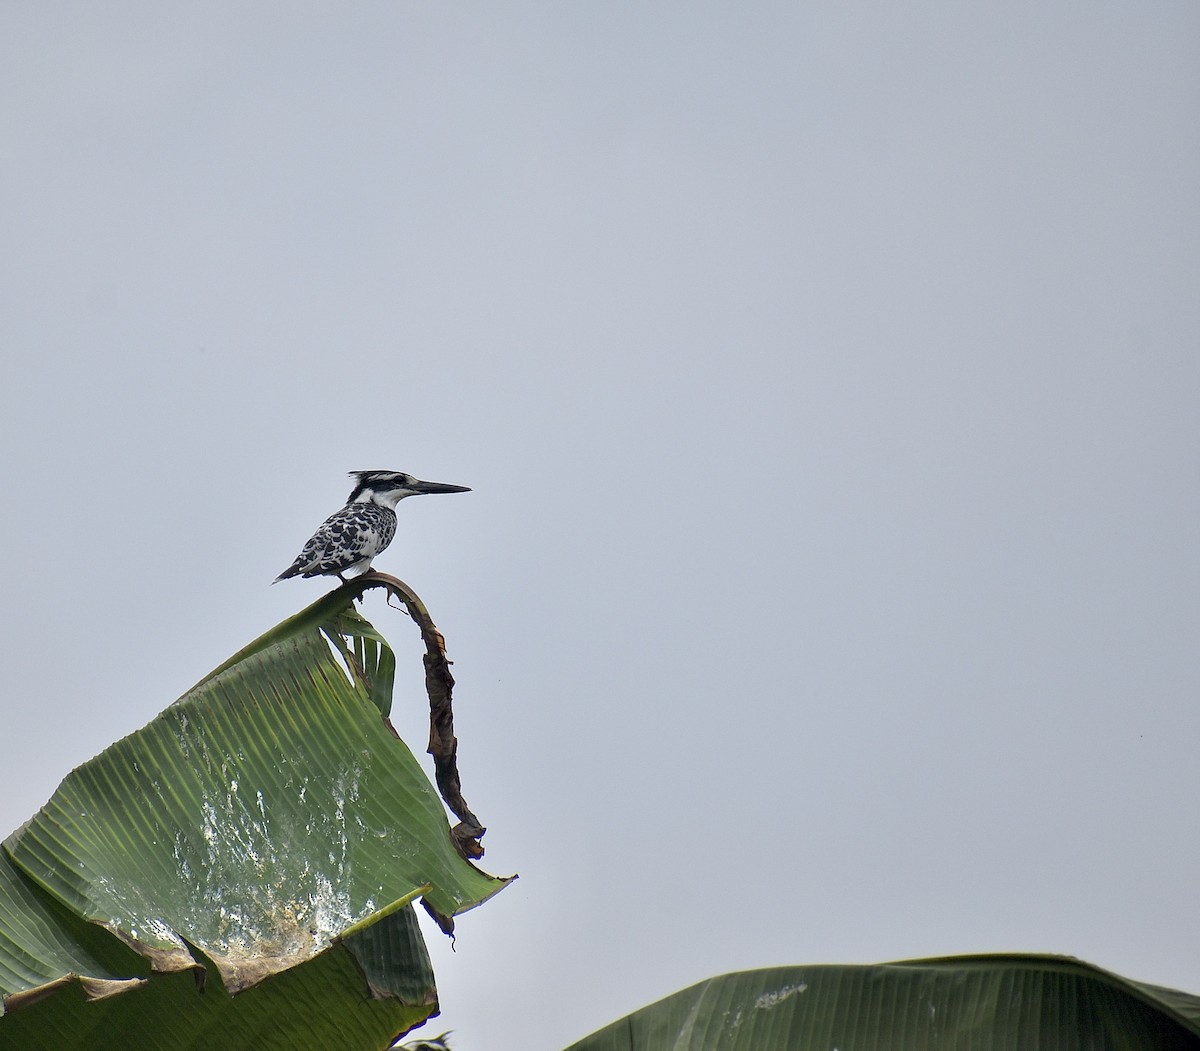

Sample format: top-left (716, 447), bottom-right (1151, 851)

top-left (275, 470), bottom-right (470, 584)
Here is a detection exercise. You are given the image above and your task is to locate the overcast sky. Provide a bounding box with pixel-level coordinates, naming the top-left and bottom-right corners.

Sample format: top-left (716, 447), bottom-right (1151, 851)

top-left (2, 3), bottom-right (1198, 1049)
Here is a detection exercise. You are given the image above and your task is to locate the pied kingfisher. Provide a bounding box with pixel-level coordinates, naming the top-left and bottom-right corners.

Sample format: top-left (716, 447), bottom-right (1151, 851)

top-left (275, 470), bottom-right (470, 584)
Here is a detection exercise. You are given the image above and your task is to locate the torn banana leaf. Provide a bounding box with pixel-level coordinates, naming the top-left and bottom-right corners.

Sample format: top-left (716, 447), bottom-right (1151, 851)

top-left (1, 585), bottom-right (509, 1050)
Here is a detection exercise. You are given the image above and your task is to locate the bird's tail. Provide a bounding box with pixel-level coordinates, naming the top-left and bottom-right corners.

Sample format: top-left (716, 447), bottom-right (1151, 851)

top-left (273, 563), bottom-right (301, 584)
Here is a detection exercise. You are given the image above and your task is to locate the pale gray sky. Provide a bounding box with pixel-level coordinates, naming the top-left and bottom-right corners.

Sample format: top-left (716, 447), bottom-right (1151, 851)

top-left (2, 3), bottom-right (1198, 1049)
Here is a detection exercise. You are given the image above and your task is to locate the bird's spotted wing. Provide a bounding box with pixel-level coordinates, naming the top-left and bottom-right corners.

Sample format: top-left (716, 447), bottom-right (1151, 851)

top-left (278, 503), bottom-right (397, 579)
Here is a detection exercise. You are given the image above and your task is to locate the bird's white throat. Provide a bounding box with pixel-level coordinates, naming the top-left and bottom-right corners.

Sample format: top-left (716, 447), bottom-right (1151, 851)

top-left (353, 487), bottom-right (408, 510)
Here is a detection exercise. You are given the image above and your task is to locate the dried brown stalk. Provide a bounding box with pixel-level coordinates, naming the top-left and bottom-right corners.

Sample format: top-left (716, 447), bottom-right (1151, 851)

top-left (344, 572), bottom-right (487, 864)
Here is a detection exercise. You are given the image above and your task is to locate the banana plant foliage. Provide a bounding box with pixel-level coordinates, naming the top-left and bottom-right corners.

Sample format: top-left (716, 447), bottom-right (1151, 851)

top-left (0, 576), bottom-right (510, 1051)
top-left (564, 955), bottom-right (1200, 1051)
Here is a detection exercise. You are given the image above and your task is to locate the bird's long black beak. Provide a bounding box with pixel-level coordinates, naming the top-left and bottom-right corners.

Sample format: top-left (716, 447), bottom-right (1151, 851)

top-left (410, 478), bottom-right (472, 495)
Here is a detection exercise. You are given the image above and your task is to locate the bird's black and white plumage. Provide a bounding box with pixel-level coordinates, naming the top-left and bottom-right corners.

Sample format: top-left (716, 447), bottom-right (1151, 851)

top-left (275, 470), bottom-right (470, 583)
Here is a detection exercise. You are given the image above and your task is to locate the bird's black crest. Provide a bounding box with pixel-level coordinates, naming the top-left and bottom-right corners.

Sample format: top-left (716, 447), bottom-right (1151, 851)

top-left (346, 470), bottom-right (407, 502)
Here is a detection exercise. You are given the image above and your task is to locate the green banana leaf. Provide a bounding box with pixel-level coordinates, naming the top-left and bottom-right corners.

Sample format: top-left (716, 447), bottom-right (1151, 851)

top-left (0, 581), bottom-right (510, 1050)
top-left (564, 955), bottom-right (1200, 1051)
